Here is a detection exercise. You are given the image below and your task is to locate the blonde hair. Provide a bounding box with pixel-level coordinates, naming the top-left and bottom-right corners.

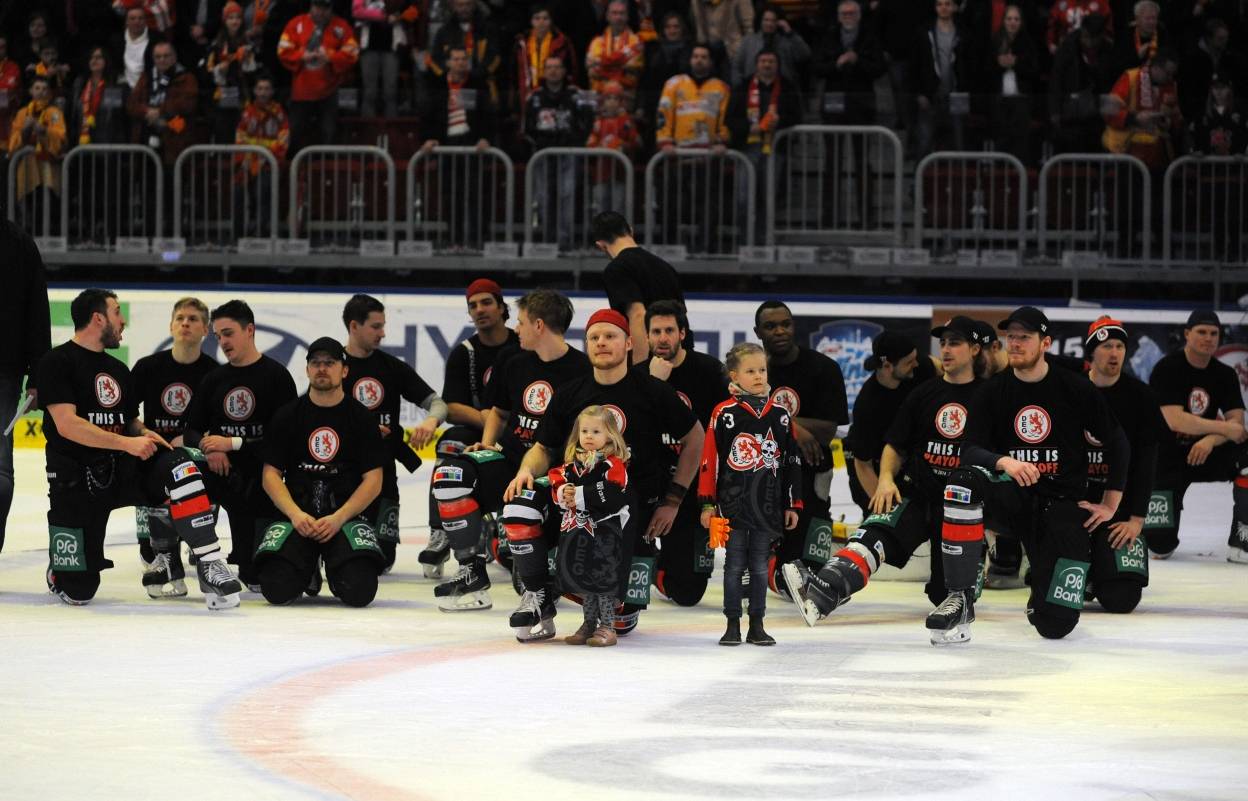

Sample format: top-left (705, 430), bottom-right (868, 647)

top-left (172, 296), bottom-right (209, 321)
top-left (725, 341), bottom-right (766, 372)
top-left (564, 405), bottom-right (630, 463)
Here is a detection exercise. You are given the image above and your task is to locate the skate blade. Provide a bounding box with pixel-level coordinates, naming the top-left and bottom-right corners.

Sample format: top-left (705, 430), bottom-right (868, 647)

top-left (205, 592), bottom-right (241, 610)
top-left (1228, 548), bottom-right (1248, 564)
top-left (437, 592), bottom-right (492, 612)
top-left (514, 622), bottom-right (556, 642)
top-left (145, 579), bottom-right (188, 599)
top-left (421, 563), bottom-right (446, 579)
top-left (780, 564), bottom-right (820, 627)
top-left (929, 625), bottom-right (971, 646)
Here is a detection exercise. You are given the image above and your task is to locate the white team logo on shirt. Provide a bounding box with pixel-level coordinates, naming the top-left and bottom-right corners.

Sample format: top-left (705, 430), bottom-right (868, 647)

top-left (770, 387), bottom-right (800, 416)
top-left (94, 373), bottom-right (121, 408)
top-left (1188, 387), bottom-right (1210, 416)
top-left (308, 427), bottom-right (341, 462)
top-left (161, 383), bottom-right (191, 415)
top-left (522, 381), bottom-right (553, 414)
top-left (353, 378), bottom-right (384, 410)
top-left (935, 403), bottom-right (968, 438)
top-left (677, 391), bottom-right (692, 409)
top-left (1014, 405), bottom-right (1052, 444)
top-left (603, 404), bottom-right (628, 432)
top-left (223, 387), bottom-right (256, 421)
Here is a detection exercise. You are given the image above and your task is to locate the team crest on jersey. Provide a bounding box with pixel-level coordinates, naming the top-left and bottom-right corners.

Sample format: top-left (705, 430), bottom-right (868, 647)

top-left (1084, 429), bottom-right (1103, 447)
top-left (770, 387), bottom-right (800, 416)
top-left (603, 404), bottom-right (627, 432)
top-left (727, 430), bottom-right (780, 475)
top-left (161, 383), bottom-right (191, 415)
top-left (935, 403), bottom-right (967, 438)
top-left (523, 381), bottom-right (553, 414)
top-left (223, 387), bottom-right (255, 421)
top-left (353, 377), bottom-right (384, 410)
top-left (677, 391), bottom-right (692, 409)
top-left (94, 373), bottom-right (121, 408)
top-left (308, 426), bottom-right (340, 462)
top-left (1188, 387), bottom-right (1210, 416)
top-left (1015, 405), bottom-right (1052, 444)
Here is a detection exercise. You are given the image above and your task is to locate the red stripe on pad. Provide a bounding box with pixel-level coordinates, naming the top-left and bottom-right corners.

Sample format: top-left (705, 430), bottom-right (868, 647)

top-left (839, 548), bottom-right (871, 585)
top-left (942, 522), bottom-right (984, 543)
top-left (502, 523), bottom-right (543, 542)
top-left (438, 498), bottom-right (480, 518)
top-left (1236, 477), bottom-right (1248, 489)
top-left (170, 494), bottom-right (211, 520)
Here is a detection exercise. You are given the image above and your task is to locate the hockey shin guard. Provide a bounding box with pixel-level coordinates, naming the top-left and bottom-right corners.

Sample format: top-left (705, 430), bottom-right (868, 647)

top-left (941, 476), bottom-right (984, 591)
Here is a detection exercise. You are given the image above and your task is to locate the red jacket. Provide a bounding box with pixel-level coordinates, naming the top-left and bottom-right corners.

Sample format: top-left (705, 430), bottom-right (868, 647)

top-left (278, 13), bottom-right (360, 102)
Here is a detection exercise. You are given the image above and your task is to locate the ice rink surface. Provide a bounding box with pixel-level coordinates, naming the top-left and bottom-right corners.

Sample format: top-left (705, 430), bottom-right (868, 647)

top-left (3, 449), bottom-right (1247, 801)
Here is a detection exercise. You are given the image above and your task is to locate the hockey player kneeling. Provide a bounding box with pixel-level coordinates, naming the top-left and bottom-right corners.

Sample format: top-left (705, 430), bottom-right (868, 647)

top-left (259, 338), bottom-right (386, 608)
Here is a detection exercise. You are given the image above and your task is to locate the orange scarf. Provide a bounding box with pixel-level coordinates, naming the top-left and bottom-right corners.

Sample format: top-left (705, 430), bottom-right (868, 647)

top-left (527, 31), bottom-right (552, 89)
top-left (747, 75), bottom-right (780, 153)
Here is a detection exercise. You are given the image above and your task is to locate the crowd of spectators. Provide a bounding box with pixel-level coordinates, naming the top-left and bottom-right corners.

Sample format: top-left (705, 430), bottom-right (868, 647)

top-left (0, 0), bottom-right (1244, 211)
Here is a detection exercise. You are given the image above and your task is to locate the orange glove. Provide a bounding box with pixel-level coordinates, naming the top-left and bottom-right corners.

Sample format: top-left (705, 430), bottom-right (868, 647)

top-left (709, 516), bottom-right (731, 549)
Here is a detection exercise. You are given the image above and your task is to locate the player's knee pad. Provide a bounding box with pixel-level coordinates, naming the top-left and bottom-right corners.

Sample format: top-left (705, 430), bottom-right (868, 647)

top-left (655, 568), bottom-right (708, 606)
top-left (1094, 580), bottom-right (1141, 614)
top-left (1232, 468), bottom-right (1248, 543)
top-left (328, 557), bottom-right (379, 608)
top-left (52, 570), bottom-right (101, 602)
top-left (500, 498), bottom-right (546, 555)
top-left (1146, 531), bottom-right (1178, 557)
top-left (1028, 609), bottom-right (1079, 639)
top-left (431, 459), bottom-right (483, 555)
top-left (258, 558), bottom-right (304, 606)
top-left (941, 470), bottom-right (986, 589)
top-left (161, 452), bottom-right (217, 548)
top-left (613, 603), bottom-right (640, 635)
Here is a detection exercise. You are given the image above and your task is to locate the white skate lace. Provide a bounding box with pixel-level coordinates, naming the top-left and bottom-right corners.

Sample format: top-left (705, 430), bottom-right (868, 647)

top-left (427, 530), bottom-right (449, 551)
top-left (516, 589), bottom-right (543, 614)
top-left (205, 560), bottom-right (234, 587)
top-left (936, 593), bottom-right (964, 616)
top-left (147, 552), bottom-right (172, 577)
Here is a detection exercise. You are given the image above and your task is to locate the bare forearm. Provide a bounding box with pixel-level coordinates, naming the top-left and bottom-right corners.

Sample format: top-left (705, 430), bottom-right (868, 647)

top-left (796, 416), bottom-right (838, 447)
top-left (446, 402), bottom-right (484, 428)
top-left (53, 412), bottom-right (130, 452)
top-left (854, 458), bottom-right (878, 498)
top-left (1162, 406), bottom-right (1239, 437)
top-left (519, 442), bottom-right (551, 477)
top-left (879, 445), bottom-right (903, 483)
top-left (481, 408), bottom-right (508, 447)
top-left (262, 466), bottom-right (305, 520)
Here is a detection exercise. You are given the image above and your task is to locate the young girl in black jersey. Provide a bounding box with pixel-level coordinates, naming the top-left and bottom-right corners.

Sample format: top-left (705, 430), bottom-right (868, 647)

top-left (549, 405), bottom-right (632, 648)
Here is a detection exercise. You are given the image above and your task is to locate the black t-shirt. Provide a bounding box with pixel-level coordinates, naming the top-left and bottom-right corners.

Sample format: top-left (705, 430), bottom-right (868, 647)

top-left (766, 346), bottom-right (850, 462)
top-left (1088, 373), bottom-right (1168, 517)
top-left (343, 348), bottom-right (435, 449)
top-left (1148, 349), bottom-right (1245, 460)
top-left (963, 363), bottom-right (1124, 498)
top-left (537, 369), bottom-right (698, 502)
top-left (182, 355), bottom-right (298, 471)
top-left (264, 393), bottom-right (384, 516)
top-left (886, 376), bottom-right (983, 499)
top-left (442, 329), bottom-right (521, 410)
top-left (131, 349), bottom-right (218, 439)
top-left (602, 246), bottom-right (684, 316)
top-left (848, 375), bottom-right (910, 464)
top-left (487, 346), bottom-right (591, 460)
top-left (630, 348), bottom-right (729, 429)
top-left (36, 341), bottom-right (138, 465)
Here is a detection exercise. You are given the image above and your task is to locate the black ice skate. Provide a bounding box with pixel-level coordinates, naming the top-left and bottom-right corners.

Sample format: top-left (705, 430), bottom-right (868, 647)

top-left (418, 530), bottom-right (451, 579)
top-left (434, 557), bottom-right (492, 611)
top-left (926, 589), bottom-right (975, 645)
top-left (196, 556), bottom-right (242, 610)
top-left (509, 585), bottom-right (557, 642)
top-left (142, 551), bottom-right (188, 599)
top-left (1228, 522), bottom-right (1248, 564)
top-left (781, 561), bottom-right (851, 627)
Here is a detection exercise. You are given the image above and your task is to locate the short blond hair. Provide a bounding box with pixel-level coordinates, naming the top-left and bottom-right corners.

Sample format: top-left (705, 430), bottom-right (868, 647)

top-left (564, 405), bottom-right (630, 463)
top-left (172, 296), bottom-right (209, 320)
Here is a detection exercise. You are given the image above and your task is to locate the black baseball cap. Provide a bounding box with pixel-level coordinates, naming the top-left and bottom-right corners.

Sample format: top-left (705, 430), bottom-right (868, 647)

top-left (1186, 309), bottom-right (1221, 328)
top-left (306, 336), bottom-right (345, 361)
top-left (998, 306), bottom-right (1050, 334)
top-left (931, 315), bottom-right (981, 344)
top-left (972, 320), bottom-right (998, 347)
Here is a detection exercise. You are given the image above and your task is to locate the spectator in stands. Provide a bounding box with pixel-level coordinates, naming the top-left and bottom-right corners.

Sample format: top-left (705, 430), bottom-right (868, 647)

top-left (353, 0), bottom-right (418, 118)
top-left (915, 0), bottom-right (972, 155)
top-left (21, 13), bottom-right (56, 81)
top-left (640, 12), bottom-right (692, 138)
top-left (8, 75), bottom-right (66, 210)
top-left (69, 47), bottom-right (129, 145)
top-left (0, 37), bottom-right (20, 145)
top-left (1048, 13), bottom-right (1113, 152)
top-left (1187, 73), bottom-right (1247, 154)
top-left (688, 0), bottom-right (753, 64)
top-left (127, 41), bottom-right (198, 166)
top-left (762, 0), bottom-right (824, 43)
top-left (234, 73), bottom-right (288, 237)
top-left (1102, 47), bottom-right (1183, 170)
top-left (633, 0), bottom-right (678, 45)
top-left (728, 48), bottom-right (800, 241)
top-left (875, 0), bottom-right (933, 158)
top-left (525, 54), bottom-right (594, 248)
top-left (278, 0), bottom-right (359, 154)
top-left (206, 3), bottom-right (259, 143)
top-left (587, 0), bottom-right (645, 109)
top-left (587, 81), bottom-right (639, 215)
top-left (814, 0), bottom-right (886, 125)
top-left (115, 6), bottom-right (157, 90)
top-left (1178, 18), bottom-right (1246, 124)
top-left (112, 0), bottom-right (177, 34)
top-left (1109, 1), bottom-right (1169, 80)
top-left (34, 42), bottom-right (71, 105)
top-left (515, 4), bottom-right (579, 120)
top-left (427, 0), bottom-right (503, 108)
top-left (732, 4), bottom-right (811, 86)
top-left (555, 0), bottom-right (611, 63)
top-left (1046, 0), bottom-right (1112, 56)
top-left (986, 4), bottom-right (1039, 164)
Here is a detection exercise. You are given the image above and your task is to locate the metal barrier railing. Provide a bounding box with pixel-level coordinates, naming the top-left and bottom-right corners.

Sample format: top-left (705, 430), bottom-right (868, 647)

top-left (174, 145), bottom-right (281, 248)
top-left (61, 144), bottom-right (164, 249)
top-left (405, 146), bottom-right (514, 253)
top-left (1163, 156), bottom-right (1248, 265)
top-left (1037, 154), bottom-right (1151, 262)
top-left (644, 148), bottom-right (756, 256)
top-left (5, 146), bottom-right (58, 238)
top-left (290, 145), bottom-right (395, 251)
top-left (767, 125), bottom-right (904, 246)
top-left (914, 151), bottom-right (1027, 256)
top-left (523, 147), bottom-right (633, 254)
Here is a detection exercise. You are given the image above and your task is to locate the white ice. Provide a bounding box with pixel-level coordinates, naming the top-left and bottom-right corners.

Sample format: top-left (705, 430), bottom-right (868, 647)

top-left (2, 448), bottom-right (1246, 801)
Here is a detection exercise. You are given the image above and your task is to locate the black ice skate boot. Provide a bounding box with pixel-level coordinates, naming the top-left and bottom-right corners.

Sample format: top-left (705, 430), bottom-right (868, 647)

top-left (926, 589), bottom-right (975, 645)
top-left (509, 584), bottom-right (558, 642)
top-left (434, 556), bottom-right (492, 611)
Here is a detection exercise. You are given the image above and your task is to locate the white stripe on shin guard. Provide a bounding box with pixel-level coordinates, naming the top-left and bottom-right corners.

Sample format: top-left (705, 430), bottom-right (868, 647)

top-left (170, 480), bottom-right (206, 501)
top-left (942, 504), bottom-right (983, 522)
top-left (432, 487), bottom-right (472, 501)
top-left (845, 542), bottom-right (879, 574)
